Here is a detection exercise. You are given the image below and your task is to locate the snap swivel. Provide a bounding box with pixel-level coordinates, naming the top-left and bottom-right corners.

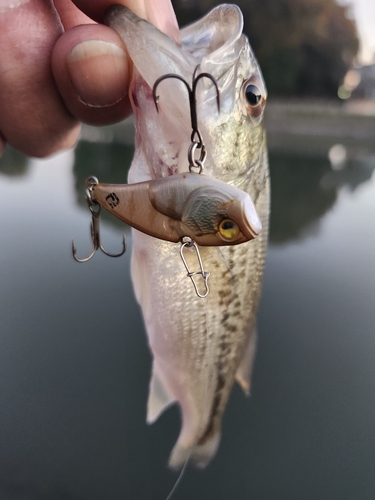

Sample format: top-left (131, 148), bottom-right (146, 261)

top-left (180, 237), bottom-right (210, 298)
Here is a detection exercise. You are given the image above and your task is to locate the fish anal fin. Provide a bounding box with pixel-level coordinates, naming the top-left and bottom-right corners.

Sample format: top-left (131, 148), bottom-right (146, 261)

top-left (147, 365), bottom-right (176, 424)
top-left (235, 327), bottom-right (257, 396)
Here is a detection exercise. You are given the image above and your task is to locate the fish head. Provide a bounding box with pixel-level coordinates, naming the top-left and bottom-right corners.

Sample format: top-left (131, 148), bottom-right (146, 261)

top-left (105, 4), bottom-right (267, 194)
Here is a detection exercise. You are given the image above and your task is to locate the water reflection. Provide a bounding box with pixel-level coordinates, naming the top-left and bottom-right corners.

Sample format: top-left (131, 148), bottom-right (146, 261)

top-left (72, 138), bottom-right (375, 244)
top-left (0, 146), bottom-right (28, 177)
top-left (269, 150), bottom-right (375, 244)
top-left (4, 126), bottom-right (373, 246)
top-left (0, 136), bottom-right (375, 500)
top-left (73, 140), bottom-right (132, 190)
top-left (73, 140), bottom-right (133, 229)
top-left (0, 469), bottom-right (84, 500)
top-left (321, 154), bottom-right (375, 192)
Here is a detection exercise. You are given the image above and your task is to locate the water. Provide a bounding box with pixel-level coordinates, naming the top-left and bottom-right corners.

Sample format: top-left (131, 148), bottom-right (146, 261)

top-left (0, 137), bottom-right (374, 500)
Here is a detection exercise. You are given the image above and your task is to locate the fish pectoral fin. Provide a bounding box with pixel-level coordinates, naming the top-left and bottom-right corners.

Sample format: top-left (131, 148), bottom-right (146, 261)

top-left (235, 327), bottom-right (257, 396)
top-left (130, 235), bottom-right (151, 311)
top-left (147, 366), bottom-right (176, 424)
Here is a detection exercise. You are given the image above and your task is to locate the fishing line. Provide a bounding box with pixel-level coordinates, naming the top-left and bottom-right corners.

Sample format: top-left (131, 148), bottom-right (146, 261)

top-left (164, 294), bottom-right (213, 500)
top-left (165, 452), bottom-right (189, 500)
top-left (165, 247), bottom-right (236, 499)
top-left (146, 245), bottom-right (234, 500)
top-left (216, 247), bottom-right (234, 280)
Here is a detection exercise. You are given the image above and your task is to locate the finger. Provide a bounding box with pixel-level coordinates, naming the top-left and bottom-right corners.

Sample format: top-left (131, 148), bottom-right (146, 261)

top-left (53, 0), bottom-right (92, 30)
top-left (0, 0), bottom-right (80, 158)
top-left (52, 24), bottom-right (132, 125)
top-left (72, 0), bottom-right (180, 42)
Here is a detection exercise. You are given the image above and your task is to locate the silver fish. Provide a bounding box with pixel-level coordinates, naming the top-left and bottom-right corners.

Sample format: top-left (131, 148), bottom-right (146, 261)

top-left (105, 4), bottom-right (270, 469)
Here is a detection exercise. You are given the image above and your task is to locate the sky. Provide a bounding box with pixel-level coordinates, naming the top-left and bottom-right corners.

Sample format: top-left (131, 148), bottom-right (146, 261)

top-left (346, 0), bottom-right (375, 64)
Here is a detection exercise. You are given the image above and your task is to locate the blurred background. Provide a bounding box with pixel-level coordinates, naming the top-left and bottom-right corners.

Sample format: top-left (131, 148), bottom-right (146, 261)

top-left (0, 1), bottom-right (374, 499)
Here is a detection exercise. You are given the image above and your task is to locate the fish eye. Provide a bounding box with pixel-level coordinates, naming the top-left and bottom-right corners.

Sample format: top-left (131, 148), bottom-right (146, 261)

top-left (241, 78), bottom-right (266, 118)
top-left (245, 84), bottom-right (262, 107)
top-left (219, 219), bottom-right (239, 240)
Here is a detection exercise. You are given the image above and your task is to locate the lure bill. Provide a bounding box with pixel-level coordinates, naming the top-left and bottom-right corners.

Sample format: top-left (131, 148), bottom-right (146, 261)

top-left (102, 4), bottom-right (270, 469)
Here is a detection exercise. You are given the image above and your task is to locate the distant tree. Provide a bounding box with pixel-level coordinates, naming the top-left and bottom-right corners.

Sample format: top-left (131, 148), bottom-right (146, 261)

top-left (173, 0), bottom-right (359, 98)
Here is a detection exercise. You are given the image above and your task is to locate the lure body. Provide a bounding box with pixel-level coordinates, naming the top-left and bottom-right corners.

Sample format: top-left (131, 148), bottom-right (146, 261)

top-left (92, 172), bottom-right (261, 245)
top-left (106, 4), bottom-right (270, 468)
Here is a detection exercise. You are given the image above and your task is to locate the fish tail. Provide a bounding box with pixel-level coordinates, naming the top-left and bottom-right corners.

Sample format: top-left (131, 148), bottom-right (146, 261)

top-left (168, 430), bottom-right (221, 470)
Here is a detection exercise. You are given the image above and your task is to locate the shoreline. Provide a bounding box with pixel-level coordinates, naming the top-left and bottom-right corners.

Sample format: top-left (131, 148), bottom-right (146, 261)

top-left (80, 98), bottom-right (375, 157)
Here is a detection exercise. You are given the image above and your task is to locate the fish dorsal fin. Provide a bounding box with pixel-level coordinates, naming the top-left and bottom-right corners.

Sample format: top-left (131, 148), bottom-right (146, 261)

top-left (147, 365), bottom-right (176, 424)
top-left (235, 327), bottom-right (257, 395)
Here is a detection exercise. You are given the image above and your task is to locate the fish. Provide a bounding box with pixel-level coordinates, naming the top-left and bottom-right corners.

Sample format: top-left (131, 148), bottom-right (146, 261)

top-left (92, 172), bottom-right (262, 245)
top-left (105, 4), bottom-right (270, 469)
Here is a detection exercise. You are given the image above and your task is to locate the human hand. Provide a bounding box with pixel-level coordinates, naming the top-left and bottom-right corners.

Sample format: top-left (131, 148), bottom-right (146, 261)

top-left (0, 0), bottom-right (180, 158)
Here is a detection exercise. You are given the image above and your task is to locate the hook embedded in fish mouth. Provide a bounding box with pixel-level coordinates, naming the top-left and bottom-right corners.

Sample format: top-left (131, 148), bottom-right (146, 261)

top-left (152, 69), bottom-right (220, 148)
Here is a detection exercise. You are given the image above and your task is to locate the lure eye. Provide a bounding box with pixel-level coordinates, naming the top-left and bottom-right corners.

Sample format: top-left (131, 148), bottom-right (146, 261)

top-left (245, 84), bottom-right (262, 107)
top-left (219, 219), bottom-right (239, 240)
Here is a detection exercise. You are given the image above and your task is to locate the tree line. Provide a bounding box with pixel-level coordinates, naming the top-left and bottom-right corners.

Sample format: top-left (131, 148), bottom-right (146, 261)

top-left (173, 0), bottom-right (359, 98)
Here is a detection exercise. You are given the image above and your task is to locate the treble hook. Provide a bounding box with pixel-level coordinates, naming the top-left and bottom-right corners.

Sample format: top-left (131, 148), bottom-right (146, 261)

top-left (152, 67), bottom-right (220, 147)
top-left (72, 176), bottom-right (126, 263)
top-left (180, 237), bottom-right (210, 298)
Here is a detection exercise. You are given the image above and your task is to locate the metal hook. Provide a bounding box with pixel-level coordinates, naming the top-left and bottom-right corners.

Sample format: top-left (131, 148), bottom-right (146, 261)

top-left (180, 237), bottom-right (210, 298)
top-left (72, 177), bottom-right (126, 263)
top-left (152, 67), bottom-right (220, 148)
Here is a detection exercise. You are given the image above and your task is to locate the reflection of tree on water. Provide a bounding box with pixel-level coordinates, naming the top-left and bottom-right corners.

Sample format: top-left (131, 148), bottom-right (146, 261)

top-left (2, 137), bottom-right (374, 242)
top-left (73, 140), bottom-right (133, 229)
top-left (269, 151), bottom-right (375, 245)
top-left (0, 146), bottom-right (28, 177)
top-left (270, 152), bottom-right (337, 244)
top-left (321, 155), bottom-right (375, 192)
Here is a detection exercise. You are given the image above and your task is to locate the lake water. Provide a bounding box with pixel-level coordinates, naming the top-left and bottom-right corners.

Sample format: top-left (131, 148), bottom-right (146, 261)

top-left (0, 133), bottom-right (374, 500)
